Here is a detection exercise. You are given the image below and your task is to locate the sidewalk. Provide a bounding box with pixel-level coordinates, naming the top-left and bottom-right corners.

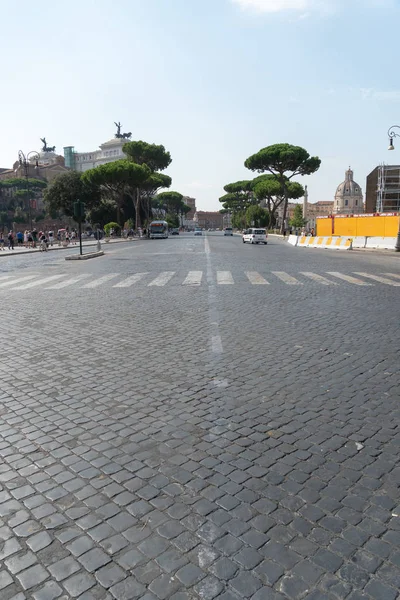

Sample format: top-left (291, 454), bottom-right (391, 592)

top-left (0, 237), bottom-right (139, 257)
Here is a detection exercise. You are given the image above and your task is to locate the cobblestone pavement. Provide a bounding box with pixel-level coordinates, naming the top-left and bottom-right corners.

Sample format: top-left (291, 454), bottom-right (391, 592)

top-left (0, 234), bottom-right (399, 599)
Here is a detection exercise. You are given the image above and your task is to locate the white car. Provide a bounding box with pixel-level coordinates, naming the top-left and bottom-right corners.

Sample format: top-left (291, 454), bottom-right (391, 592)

top-left (224, 228), bottom-right (233, 236)
top-left (194, 229), bottom-right (202, 236)
top-left (242, 228), bottom-right (268, 244)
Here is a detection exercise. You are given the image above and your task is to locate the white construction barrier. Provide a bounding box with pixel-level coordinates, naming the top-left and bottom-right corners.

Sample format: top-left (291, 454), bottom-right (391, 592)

top-left (294, 236), bottom-right (353, 250)
top-left (287, 235), bottom-right (298, 246)
top-left (352, 237), bottom-right (367, 249)
top-left (365, 237), bottom-right (397, 250)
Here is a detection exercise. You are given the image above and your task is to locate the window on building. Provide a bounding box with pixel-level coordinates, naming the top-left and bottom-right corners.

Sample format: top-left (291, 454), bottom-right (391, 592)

top-left (355, 200), bottom-right (358, 206)
top-left (345, 200), bottom-right (348, 206)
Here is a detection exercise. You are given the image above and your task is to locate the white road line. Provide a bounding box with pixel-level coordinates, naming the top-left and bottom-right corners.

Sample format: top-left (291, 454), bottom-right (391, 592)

top-left (217, 271), bottom-right (234, 284)
top-left (0, 275), bottom-right (16, 282)
top-left (300, 272), bottom-right (338, 286)
top-left (83, 274), bottom-right (120, 288)
top-left (46, 275), bottom-right (90, 289)
top-left (11, 274), bottom-right (67, 290)
top-left (182, 271), bottom-right (203, 285)
top-left (245, 271), bottom-right (269, 285)
top-left (148, 272), bottom-right (175, 286)
top-left (384, 273), bottom-right (400, 280)
top-left (326, 272), bottom-right (373, 286)
top-left (212, 335), bottom-right (223, 353)
top-left (353, 272), bottom-right (400, 287)
top-left (272, 272), bottom-right (302, 285)
top-left (113, 273), bottom-right (148, 288)
top-left (0, 275), bottom-right (36, 288)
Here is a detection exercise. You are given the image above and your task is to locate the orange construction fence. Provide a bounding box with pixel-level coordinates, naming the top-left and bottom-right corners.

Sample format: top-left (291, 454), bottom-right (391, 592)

top-left (316, 214), bottom-right (400, 237)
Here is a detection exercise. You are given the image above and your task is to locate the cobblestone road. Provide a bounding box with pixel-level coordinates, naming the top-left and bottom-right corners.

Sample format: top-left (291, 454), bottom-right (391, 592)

top-left (0, 234), bottom-right (399, 600)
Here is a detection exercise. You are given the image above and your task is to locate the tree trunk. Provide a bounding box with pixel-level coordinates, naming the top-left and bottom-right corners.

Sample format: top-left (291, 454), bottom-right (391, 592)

top-left (280, 177), bottom-right (288, 234)
top-left (135, 188), bottom-right (141, 230)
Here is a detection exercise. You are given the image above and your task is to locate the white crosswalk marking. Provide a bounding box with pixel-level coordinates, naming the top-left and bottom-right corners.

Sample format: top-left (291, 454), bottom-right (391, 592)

top-left (12, 274), bottom-right (67, 289)
top-left (113, 273), bottom-right (148, 288)
top-left (245, 271), bottom-right (269, 285)
top-left (326, 272), bottom-right (372, 286)
top-left (182, 271), bottom-right (203, 285)
top-left (0, 275), bottom-right (36, 288)
top-left (272, 272), bottom-right (302, 285)
top-left (353, 272), bottom-right (400, 287)
top-left (46, 274), bottom-right (90, 289)
top-left (384, 273), bottom-right (400, 280)
top-left (217, 271), bottom-right (234, 284)
top-left (148, 272), bottom-right (175, 286)
top-left (83, 274), bottom-right (120, 288)
top-left (300, 272), bottom-right (337, 285)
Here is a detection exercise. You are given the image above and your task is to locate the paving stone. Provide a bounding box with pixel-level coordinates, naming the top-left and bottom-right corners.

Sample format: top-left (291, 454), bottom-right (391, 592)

top-left (78, 547), bottom-right (111, 572)
top-left (364, 578), bottom-right (398, 600)
top-left (32, 581), bottom-right (63, 600)
top-left (27, 531), bottom-right (53, 552)
top-left (67, 536), bottom-right (95, 557)
top-left (63, 572), bottom-right (96, 597)
top-left (175, 563), bottom-right (205, 586)
top-left (254, 559), bottom-right (284, 585)
top-left (95, 563), bottom-right (126, 588)
top-left (155, 549), bottom-right (188, 573)
top-left (148, 573), bottom-right (182, 599)
top-left (138, 535), bottom-right (170, 559)
top-left (116, 548), bottom-right (145, 570)
top-left (230, 571), bottom-right (262, 597)
top-left (233, 547), bottom-right (262, 569)
top-left (277, 574), bottom-right (309, 598)
top-left (17, 564), bottom-right (49, 590)
top-left (0, 570), bottom-right (13, 590)
top-left (193, 575), bottom-right (224, 599)
top-left (48, 556), bottom-right (81, 581)
top-left (156, 520), bottom-right (185, 540)
top-left (312, 548), bottom-right (344, 572)
top-left (210, 534), bottom-right (242, 558)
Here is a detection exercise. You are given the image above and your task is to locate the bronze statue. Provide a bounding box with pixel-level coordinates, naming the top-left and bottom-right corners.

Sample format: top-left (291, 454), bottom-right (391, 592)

top-left (40, 137), bottom-right (56, 152)
top-left (122, 132), bottom-right (131, 139)
top-left (114, 121), bottom-right (122, 138)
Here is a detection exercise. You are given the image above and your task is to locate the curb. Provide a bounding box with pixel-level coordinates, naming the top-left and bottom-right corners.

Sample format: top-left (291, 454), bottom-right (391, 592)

top-left (0, 238), bottom-right (138, 258)
top-left (65, 251), bottom-right (104, 261)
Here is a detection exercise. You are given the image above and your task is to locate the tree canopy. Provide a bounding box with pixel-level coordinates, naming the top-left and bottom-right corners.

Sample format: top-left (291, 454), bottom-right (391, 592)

top-left (289, 204), bottom-right (306, 229)
top-left (0, 178), bottom-right (47, 190)
top-left (82, 160), bottom-right (151, 225)
top-left (245, 143), bottom-right (320, 232)
top-left (245, 205), bottom-right (269, 228)
top-left (219, 180), bottom-right (258, 215)
top-left (44, 171), bottom-right (100, 218)
top-left (252, 175), bottom-right (304, 227)
top-left (122, 141), bottom-right (172, 172)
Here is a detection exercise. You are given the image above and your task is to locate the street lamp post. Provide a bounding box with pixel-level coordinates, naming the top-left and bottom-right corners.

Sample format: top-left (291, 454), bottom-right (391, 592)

top-left (387, 126), bottom-right (400, 251)
top-left (18, 150), bottom-right (40, 231)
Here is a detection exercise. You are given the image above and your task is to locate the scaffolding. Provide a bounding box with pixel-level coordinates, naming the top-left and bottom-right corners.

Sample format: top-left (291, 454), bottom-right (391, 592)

top-left (377, 164), bottom-right (400, 213)
top-left (63, 146), bottom-right (76, 170)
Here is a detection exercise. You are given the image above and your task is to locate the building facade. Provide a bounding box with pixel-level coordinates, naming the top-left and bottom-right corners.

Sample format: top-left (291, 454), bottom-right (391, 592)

top-left (366, 165), bottom-right (400, 213)
top-left (194, 211), bottom-right (224, 229)
top-left (64, 137), bottom-right (127, 172)
top-left (182, 196), bottom-right (197, 228)
top-left (333, 167), bottom-right (363, 214)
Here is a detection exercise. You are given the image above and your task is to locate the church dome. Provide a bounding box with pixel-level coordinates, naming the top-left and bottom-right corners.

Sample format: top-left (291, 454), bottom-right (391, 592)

top-left (333, 167), bottom-right (363, 214)
top-left (335, 168), bottom-right (362, 197)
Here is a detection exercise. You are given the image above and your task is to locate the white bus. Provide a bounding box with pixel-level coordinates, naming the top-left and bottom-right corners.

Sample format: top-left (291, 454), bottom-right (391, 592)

top-left (149, 220), bottom-right (169, 239)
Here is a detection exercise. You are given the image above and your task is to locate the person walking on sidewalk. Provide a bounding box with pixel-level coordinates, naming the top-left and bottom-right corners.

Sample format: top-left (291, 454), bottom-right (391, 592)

top-left (0, 233), bottom-right (4, 250)
top-left (7, 231), bottom-right (14, 250)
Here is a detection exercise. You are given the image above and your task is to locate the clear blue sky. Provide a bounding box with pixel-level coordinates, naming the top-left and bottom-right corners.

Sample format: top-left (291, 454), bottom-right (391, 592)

top-left (1, 0), bottom-right (399, 210)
